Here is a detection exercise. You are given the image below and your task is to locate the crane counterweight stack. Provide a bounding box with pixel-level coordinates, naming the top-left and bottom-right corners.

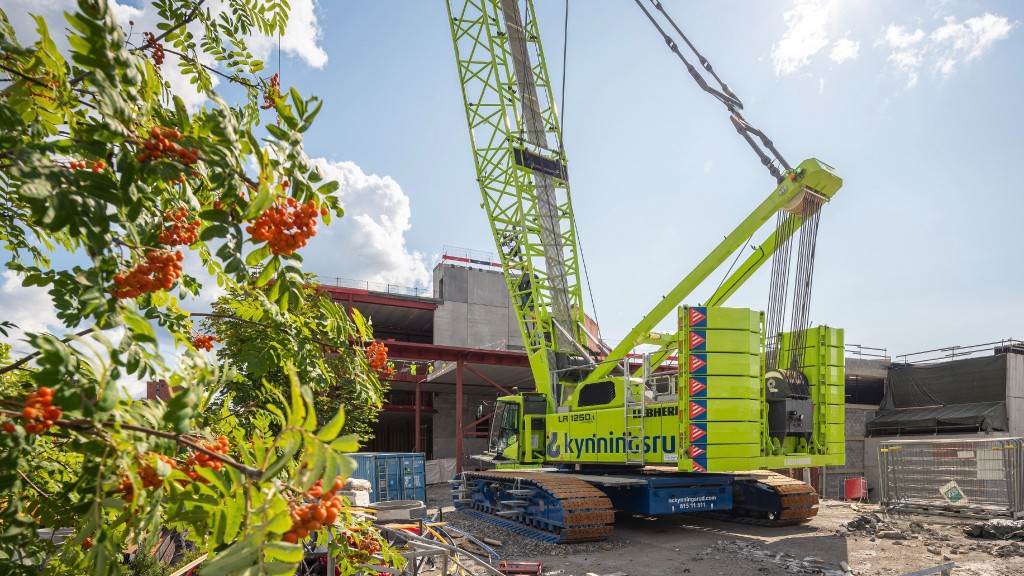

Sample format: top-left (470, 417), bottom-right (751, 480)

top-left (446, 0), bottom-right (846, 542)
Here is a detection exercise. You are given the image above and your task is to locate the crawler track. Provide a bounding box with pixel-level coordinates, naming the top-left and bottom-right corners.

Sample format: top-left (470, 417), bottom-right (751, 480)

top-left (715, 471), bottom-right (819, 527)
top-left (452, 471), bottom-right (614, 544)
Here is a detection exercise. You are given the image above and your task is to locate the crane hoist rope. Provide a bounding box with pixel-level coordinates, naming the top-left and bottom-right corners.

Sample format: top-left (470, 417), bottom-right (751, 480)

top-left (632, 0), bottom-right (827, 374)
top-left (632, 0), bottom-right (792, 182)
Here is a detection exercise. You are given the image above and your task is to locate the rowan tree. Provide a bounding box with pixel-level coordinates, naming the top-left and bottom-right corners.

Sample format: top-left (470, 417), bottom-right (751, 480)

top-left (0, 1), bottom-right (400, 574)
top-left (201, 285), bottom-right (386, 442)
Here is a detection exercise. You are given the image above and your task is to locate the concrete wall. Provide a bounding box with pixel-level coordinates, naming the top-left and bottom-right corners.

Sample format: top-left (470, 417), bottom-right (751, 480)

top-left (821, 404), bottom-right (874, 500)
top-left (433, 265), bottom-right (523, 350)
top-left (1007, 354), bottom-right (1024, 437)
top-left (431, 390), bottom-right (495, 463)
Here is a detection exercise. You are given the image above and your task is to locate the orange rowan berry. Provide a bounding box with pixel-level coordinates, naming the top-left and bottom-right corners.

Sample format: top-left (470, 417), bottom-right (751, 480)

top-left (2, 422), bottom-right (14, 433)
top-left (245, 198), bottom-right (321, 256)
top-left (110, 250), bottom-right (183, 298)
top-left (366, 342), bottom-right (388, 370)
top-left (192, 334), bottom-right (217, 351)
top-left (142, 32), bottom-right (165, 68)
top-left (261, 73), bottom-right (280, 110)
top-left (157, 207), bottom-right (200, 246)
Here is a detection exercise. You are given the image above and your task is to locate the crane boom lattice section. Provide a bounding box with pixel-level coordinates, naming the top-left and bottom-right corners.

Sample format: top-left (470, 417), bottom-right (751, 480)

top-left (447, 0), bottom-right (586, 391)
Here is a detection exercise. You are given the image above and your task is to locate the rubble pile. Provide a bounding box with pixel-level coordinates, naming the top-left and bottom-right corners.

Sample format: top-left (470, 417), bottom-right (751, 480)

top-left (963, 519), bottom-right (1024, 541)
top-left (692, 540), bottom-right (850, 575)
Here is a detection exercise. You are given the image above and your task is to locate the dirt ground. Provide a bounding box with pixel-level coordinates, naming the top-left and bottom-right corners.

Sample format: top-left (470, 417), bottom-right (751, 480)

top-left (425, 485), bottom-right (1024, 576)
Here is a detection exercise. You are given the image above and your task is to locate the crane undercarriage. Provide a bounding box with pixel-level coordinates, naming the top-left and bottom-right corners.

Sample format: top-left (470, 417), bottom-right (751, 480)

top-left (453, 470), bottom-right (819, 543)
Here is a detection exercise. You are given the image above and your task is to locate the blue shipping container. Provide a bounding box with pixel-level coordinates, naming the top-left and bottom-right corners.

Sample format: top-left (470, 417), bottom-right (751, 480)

top-left (345, 452), bottom-right (426, 504)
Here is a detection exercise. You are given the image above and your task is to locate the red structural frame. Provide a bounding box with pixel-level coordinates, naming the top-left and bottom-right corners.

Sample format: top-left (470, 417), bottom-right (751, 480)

top-left (321, 284), bottom-right (529, 472)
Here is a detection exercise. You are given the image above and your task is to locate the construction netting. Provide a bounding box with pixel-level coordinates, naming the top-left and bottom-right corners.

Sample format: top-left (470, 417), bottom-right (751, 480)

top-left (868, 354), bottom-right (1009, 434)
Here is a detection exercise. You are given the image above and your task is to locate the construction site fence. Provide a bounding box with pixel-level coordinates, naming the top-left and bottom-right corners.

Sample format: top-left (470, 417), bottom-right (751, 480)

top-left (879, 437), bottom-right (1024, 518)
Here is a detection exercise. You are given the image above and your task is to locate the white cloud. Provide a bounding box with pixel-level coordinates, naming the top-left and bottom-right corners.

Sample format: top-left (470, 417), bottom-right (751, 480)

top-left (0, 271), bottom-right (60, 356)
top-left (932, 13), bottom-right (1015, 61)
top-left (884, 25), bottom-right (926, 49)
top-left (303, 160), bottom-right (430, 288)
top-left (829, 38), bottom-right (860, 64)
top-left (771, 0), bottom-right (831, 76)
top-left (248, 0), bottom-right (328, 69)
top-left (5, 0), bottom-right (328, 110)
top-left (881, 13), bottom-right (1015, 88)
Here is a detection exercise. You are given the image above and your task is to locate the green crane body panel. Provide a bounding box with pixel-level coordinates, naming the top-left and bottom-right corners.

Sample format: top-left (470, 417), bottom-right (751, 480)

top-left (678, 306), bottom-right (845, 472)
top-left (494, 305), bottom-right (845, 473)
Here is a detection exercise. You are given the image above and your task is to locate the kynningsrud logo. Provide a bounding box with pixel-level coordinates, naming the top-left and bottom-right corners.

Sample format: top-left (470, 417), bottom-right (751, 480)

top-left (688, 377), bottom-right (708, 397)
top-left (691, 455), bottom-right (708, 472)
top-left (689, 423), bottom-right (707, 442)
top-left (546, 432), bottom-right (676, 459)
top-left (688, 307), bottom-right (707, 327)
top-left (688, 330), bottom-right (706, 350)
top-left (688, 354), bottom-right (707, 374)
top-left (689, 400), bottom-right (707, 420)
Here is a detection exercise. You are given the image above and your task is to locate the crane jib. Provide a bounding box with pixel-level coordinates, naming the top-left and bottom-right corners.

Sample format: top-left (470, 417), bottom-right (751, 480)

top-left (513, 148), bottom-right (568, 181)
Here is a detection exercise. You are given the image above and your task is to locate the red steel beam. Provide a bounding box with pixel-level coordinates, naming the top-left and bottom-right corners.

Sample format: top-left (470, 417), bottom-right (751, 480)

top-left (379, 340), bottom-right (530, 366)
top-left (455, 359), bottom-right (464, 473)
top-left (464, 364), bottom-right (511, 396)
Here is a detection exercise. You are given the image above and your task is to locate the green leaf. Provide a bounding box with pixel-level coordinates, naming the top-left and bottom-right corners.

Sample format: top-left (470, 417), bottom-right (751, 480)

top-left (254, 258), bottom-right (278, 286)
top-left (245, 245), bottom-right (271, 267)
top-left (263, 541), bottom-right (303, 563)
top-left (315, 406), bottom-right (345, 443)
top-left (330, 434), bottom-right (360, 453)
top-left (265, 123), bottom-right (290, 141)
top-left (259, 431), bottom-right (300, 482)
top-left (199, 539), bottom-right (259, 575)
top-left (123, 311), bottom-right (157, 344)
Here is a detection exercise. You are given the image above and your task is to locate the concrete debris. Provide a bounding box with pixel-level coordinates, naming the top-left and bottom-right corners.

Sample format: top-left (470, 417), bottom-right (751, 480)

top-left (692, 540), bottom-right (848, 575)
top-left (992, 542), bottom-right (1024, 558)
top-left (963, 519), bottom-right (1024, 540)
top-left (878, 531), bottom-right (906, 540)
top-left (343, 478), bottom-right (372, 492)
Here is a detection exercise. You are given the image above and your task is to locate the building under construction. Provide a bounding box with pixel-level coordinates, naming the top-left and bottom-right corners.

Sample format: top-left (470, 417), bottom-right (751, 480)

top-left (314, 249), bottom-right (1024, 502)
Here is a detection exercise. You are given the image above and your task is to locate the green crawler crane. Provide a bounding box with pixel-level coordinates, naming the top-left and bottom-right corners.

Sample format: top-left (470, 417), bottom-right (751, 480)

top-left (445, 0), bottom-right (845, 543)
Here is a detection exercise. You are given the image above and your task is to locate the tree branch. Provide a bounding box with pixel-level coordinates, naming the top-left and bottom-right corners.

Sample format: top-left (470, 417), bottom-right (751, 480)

top-left (151, 0), bottom-right (207, 46)
top-left (0, 410), bottom-right (262, 479)
top-left (18, 469), bottom-right (51, 499)
top-left (161, 46), bottom-right (259, 89)
top-left (0, 64), bottom-right (51, 89)
top-left (0, 326), bottom-right (99, 376)
top-left (193, 312), bottom-right (343, 351)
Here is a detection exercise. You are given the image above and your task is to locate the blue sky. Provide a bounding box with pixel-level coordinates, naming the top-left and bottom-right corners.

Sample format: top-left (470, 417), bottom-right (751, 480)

top-left (3, 0), bottom-right (1021, 361)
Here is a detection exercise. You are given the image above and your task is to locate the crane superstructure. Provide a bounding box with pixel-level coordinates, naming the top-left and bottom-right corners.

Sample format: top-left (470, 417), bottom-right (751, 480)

top-left (446, 0), bottom-right (845, 543)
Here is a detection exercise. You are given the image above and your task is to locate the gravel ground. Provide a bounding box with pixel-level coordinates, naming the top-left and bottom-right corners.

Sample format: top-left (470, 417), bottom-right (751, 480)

top-left (412, 484), bottom-right (1024, 576)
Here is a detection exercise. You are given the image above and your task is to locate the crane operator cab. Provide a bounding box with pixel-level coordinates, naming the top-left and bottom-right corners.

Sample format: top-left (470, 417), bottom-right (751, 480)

top-left (481, 394), bottom-right (549, 467)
